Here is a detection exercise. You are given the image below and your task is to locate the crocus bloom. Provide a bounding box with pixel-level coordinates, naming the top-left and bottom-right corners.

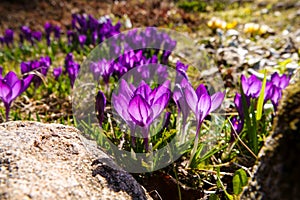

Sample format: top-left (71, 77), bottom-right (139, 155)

top-left (44, 22), bottom-right (52, 46)
top-left (112, 79), bottom-right (137, 145)
top-left (4, 29), bottom-right (14, 47)
top-left (53, 66), bottom-right (62, 80)
top-left (53, 25), bottom-right (61, 40)
top-left (20, 26), bottom-right (32, 42)
top-left (90, 59), bottom-right (114, 84)
top-left (127, 81), bottom-right (171, 151)
top-left (78, 34), bottom-right (87, 47)
top-left (32, 31), bottom-right (42, 42)
top-left (67, 62), bottom-right (80, 88)
top-left (184, 83), bottom-right (224, 165)
top-left (64, 53), bottom-right (80, 88)
top-left (270, 72), bottom-right (289, 89)
top-left (184, 83), bottom-right (225, 137)
top-left (113, 80), bottom-right (171, 151)
top-left (264, 72), bottom-right (290, 110)
top-left (241, 74), bottom-right (262, 99)
top-left (0, 71), bottom-right (33, 121)
top-left (67, 30), bottom-right (74, 46)
top-left (173, 78), bottom-right (191, 134)
top-left (95, 90), bottom-right (106, 126)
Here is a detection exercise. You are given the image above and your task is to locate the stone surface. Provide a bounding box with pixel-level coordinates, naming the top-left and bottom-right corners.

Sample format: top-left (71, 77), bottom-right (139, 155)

top-left (0, 121), bottom-right (150, 200)
top-left (241, 69), bottom-right (300, 199)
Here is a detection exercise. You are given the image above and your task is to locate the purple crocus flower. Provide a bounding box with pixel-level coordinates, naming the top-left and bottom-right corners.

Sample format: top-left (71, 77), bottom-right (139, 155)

top-left (64, 53), bottom-right (80, 88)
top-left (173, 78), bottom-right (191, 130)
top-left (32, 31), bottom-right (42, 42)
top-left (241, 74), bottom-right (262, 99)
top-left (67, 62), bottom-right (80, 88)
top-left (270, 72), bottom-right (289, 90)
top-left (112, 79), bottom-right (137, 145)
top-left (44, 22), bottom-right (52, 46)
top-left (95, 90), bottom-right (106, 126)
top-left (264, 72), bottom-right (290, 110)
top-left (184, 83), bottom-right (225, 137)
top-left (113, 80), bottom-right (171, 151)
top-left (53, 25), bottom-right (61, 40)
top-left (20, 26), bottom-right (32, 42)
top-left (127, 81), bottom-right (171, 151)
top-left (67, 30), bottom-right (74, 46)
top-left (0, 71), bottom-right (33, 121)
top-left (78, 34), bottom-right (87, 47)
top-left (53, 66), bottom-right (62, 80)
top-left (90, 59), bottom-right (114, 84)
top-left (4, 29), bottom-right (14, 47)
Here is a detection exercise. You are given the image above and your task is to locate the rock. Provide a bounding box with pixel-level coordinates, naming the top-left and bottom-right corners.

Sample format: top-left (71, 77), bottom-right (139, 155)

top-left (241, 70), bottom-right (300, 199)
top-left (0, 121), bottom-right (151, 200)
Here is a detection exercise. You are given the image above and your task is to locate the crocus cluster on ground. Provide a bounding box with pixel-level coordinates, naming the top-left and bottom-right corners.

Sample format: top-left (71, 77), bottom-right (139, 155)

top-left (0, 12), bottom-right (292, 178)
top-left (232, 72), bottom-right (290, 136)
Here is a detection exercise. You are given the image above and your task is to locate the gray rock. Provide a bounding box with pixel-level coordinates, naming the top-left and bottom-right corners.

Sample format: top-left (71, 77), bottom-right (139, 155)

top-left (0, 121), bottom-right (151, 200)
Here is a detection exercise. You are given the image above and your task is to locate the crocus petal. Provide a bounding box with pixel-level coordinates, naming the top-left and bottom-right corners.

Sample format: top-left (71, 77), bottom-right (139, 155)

top-left (128, 94), bottom-right (152, 127)
top-left (119, 79), bottom-right (134, 100)
top-left (152, 93), bottom-right (170, 119)
top-left (0, 81), bottom-right (12, 103)
top-left (4, 71), bottom-right (19, 87)
top-left (11, 80), bottom-right (23, 100)
top-left (279, 74), bottom-right (289, 89)
top-left (249, 78), bottom-right (262, 98)
top-left (196, 93), bottom-right (211, 123)
top-left (134, 81), bottom-right (152, 100)
top-left (271, 72), bottom-right (280, 86)
top-left (210, 91), bottom-right (225, 112)
top-left (241, 75), bottom-right (249, 96)
top-left (22, 74), bottom-right (33, 93)
top-left (184, 84), bottom-right (198, 113)
top-left (112, 93), bottom-right (131, 121)
top-left (149, 81), bottom-right (170, 105)
top-left (195, 84), bottom-right (208, 98)
top-left (53, 67), bottom-right (62, 80)
top-left (271, 87), bottom-right (281, 108)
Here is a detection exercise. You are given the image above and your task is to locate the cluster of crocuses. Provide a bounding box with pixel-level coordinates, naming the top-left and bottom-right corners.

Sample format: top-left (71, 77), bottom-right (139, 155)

top-left (0, 13), bottom-right (120, 48)
top-left (67, 14), bottom-right (121, 47)
top-left (89, 28), bottom-right (176, 85)
top-left (90, 51), bottom-right (167, 85)
top-left (231, 72), bottom-right (290, 137)
top-left (95, 59), bottom-right (225, 152)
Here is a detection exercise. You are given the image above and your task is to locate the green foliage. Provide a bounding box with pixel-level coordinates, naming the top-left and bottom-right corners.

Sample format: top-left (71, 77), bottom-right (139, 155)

top-left (256, 70), bottom-right (267, 121)
top-left (232, 169), bottom-right (248, 195)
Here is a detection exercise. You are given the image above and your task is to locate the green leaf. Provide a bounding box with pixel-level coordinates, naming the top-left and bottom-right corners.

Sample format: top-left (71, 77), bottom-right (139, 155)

top-left (233, 169), bottom-right (248, 195)
top-left (256, 69), bottom-right (267, 121)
